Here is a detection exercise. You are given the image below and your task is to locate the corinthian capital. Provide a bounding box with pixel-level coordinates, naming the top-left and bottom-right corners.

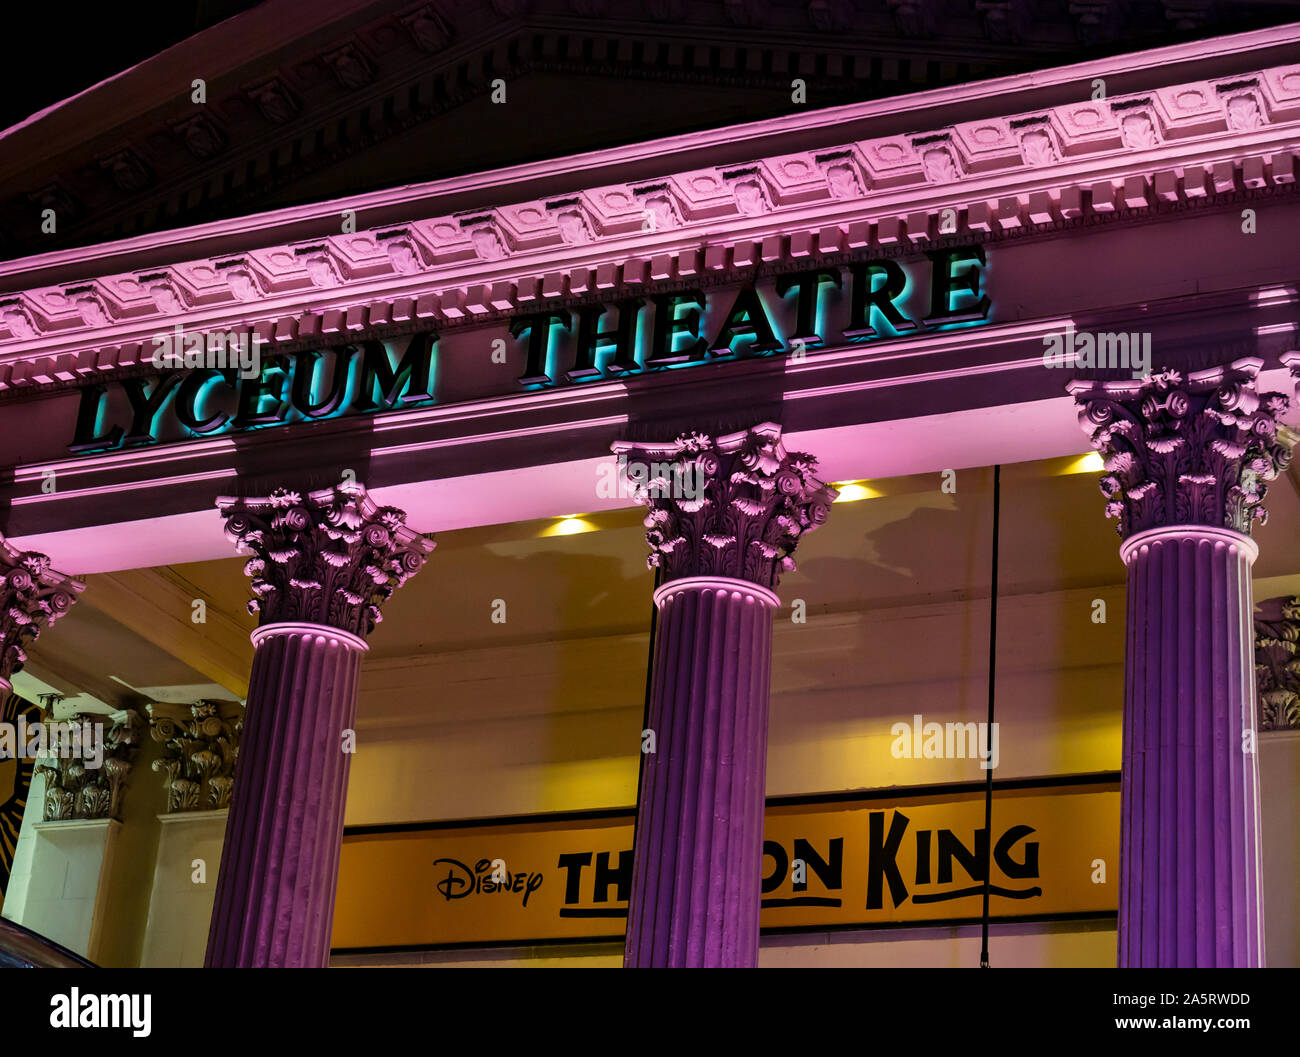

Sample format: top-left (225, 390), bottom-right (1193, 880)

top-left (612, 423), bottom-right (838, 589)
top-left (37, 709), bottom-right (143, 822)
top-left (1069, 360), bottom-right (1290, 539)
top-left (217, 481), bottom-right (434, 639)
top-left (149, 700), bottom-right (243, 812)
top-left (0, 539), bottom-right (84, 691)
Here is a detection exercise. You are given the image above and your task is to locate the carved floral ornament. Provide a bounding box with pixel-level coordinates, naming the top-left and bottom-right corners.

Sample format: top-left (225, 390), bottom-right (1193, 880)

top-left (149, 701), bottom-right (243, 812)
top-left (1255, 596), bottom-right (1300, 731)
top-left (217, 481), bottom-right (434, 639)
top-left (0, 538), bottom-right (84, 689)
top-left (1069, 360), bottom-right (1290, 539)
top-left (612, 423), bottom-right (838, 590)
top-left (37, 710), bottom-right (143, 822)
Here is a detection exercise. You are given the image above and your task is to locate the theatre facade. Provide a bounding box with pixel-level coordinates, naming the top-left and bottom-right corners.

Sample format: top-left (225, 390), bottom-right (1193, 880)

top-left (1, 16), bottom-right (1299, 968)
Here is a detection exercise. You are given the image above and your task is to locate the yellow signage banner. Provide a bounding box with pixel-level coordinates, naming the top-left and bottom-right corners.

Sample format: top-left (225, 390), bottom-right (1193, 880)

top-left (331, 778), bottom-right (1118, 951)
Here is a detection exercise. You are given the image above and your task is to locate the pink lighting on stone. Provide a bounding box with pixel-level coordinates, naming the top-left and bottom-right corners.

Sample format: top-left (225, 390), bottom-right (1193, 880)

top-left (614, 424), bottom-right (836, 967)
top-left (626, 577), bottom-right (778, 967)
top-left (205, 622), bottom-right (366, 968)
top-left (1118, 526), bottom-right (1264, 967)
top-left (203, 483), bottom-right (432, 968)
top-left (1, 5), bottom-right (1299, 973)
top-left (1074, 361), bottom-right (1288, 967)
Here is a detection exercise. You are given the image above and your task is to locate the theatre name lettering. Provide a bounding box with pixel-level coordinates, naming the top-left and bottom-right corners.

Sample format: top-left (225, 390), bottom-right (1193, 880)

top-left (68, 246), bottom-right (990, 454)
top-left (331, 782), bottom-right (1117, 950)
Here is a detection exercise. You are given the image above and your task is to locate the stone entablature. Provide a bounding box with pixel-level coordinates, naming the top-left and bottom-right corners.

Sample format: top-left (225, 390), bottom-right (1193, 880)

top-left (17, 1), bottom-right (1250, 267)
top-left (1, 56), bottom-right (1298, 395)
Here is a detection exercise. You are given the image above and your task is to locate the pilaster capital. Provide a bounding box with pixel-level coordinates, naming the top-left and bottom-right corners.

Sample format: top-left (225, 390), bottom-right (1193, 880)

top-left (1255, 595), bottom-right (1300, 732)
top-left (612, 422), bottom-right (838, 590)
top-left (0, 538), bottom-right (84, 690)
top-left (148, 700), bottom-right (244, 812)
top-left (1283, 349), bottom-right (1300, 393)
top-left (36, 709), bottom-right (144, 822)
top-left (216, 481), bottom-right (434, 639)
top-left (1069, 359), bottom-right (1290, 539)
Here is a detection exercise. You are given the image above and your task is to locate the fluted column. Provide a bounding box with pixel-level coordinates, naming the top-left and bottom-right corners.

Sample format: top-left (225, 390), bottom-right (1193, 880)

top-left (1072, 359), bottom-right (1290, 967)
top-left (613, 424), bottom-right (836, 967)
top-left (204, 483), bottom-right (432, 968)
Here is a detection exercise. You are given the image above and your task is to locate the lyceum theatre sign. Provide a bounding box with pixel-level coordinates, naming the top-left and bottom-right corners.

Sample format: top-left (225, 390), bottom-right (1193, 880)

top-left (68, 245), bottom-right (991, 454)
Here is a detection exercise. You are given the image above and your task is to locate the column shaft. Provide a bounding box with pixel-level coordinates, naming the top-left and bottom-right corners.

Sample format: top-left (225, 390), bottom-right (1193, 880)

top-left (204, 623), bottom-right (364, 968)
top-left (625, 577), bottom-right (776, 968)
top-left (1120, 527), bottom-right (1264, 967)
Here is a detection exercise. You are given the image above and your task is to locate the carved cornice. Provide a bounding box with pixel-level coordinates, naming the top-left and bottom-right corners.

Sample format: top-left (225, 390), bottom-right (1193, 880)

top-left (1070, 359), bottom-right (1290, 539)
top-left (10, 0), bottom-right (1276, 262)
top-left (36, 709), bottom-right (143, 822)
top-left (148, 700), bottom-right (243, 812)
top-left (612, 422), bottom-right (836, 589)
top-left (217, 480), bottom-right (433, 638)
top-left (1, 52), bottom-right (1299, 396)
top-left (0, 538), bottom-right (84, 690)
top-left (1256, 595), bottom-right (1300, 731)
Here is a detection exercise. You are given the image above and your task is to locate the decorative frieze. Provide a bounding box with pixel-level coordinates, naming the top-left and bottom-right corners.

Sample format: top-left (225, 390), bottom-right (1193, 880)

top-left (217, 481), bottom-right (434, 638)
top-left (1069, 359), bottom-right (1290, 539)
top-left (1256, 595), bottom-right (1300, 731)
top-left (36, 710), bottom-right (143, 821)
top-left (172, 114), bottom-right (226, 160)
top-left (148, 701), bottom-right (244, 812)
top-left (612, 423), bottom-right (837, 590)
top-left (2, 55), bottom-right (1299, 392)
top-left (0, 538), bottom-right (84, 690)
top-left (247, 79), bottom-right (298, 124)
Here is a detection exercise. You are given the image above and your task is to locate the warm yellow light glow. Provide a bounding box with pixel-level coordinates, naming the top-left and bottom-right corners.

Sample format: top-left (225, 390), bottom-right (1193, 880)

top-left (541, 516), bottom-right (597, 537)
top-left (831, 481), bottom-right (879, 502)
top-left (1059, 452), bottom-right (1105, 475)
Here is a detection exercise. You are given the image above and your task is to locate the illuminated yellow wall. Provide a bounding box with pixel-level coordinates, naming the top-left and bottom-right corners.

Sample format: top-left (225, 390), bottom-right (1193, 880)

top-left (333, 460), bottom-right (1300, 966)
top-left (333, 463), bottom-right (1135, 965)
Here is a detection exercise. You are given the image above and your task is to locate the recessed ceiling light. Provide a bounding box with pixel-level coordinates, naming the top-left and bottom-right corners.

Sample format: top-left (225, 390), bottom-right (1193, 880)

top-left (541, 515), bottom-right (596, 537)
top-left (831, 481), bottom-right (878, 502)
top-left (1059, 452), bottom-right (1104, 475)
